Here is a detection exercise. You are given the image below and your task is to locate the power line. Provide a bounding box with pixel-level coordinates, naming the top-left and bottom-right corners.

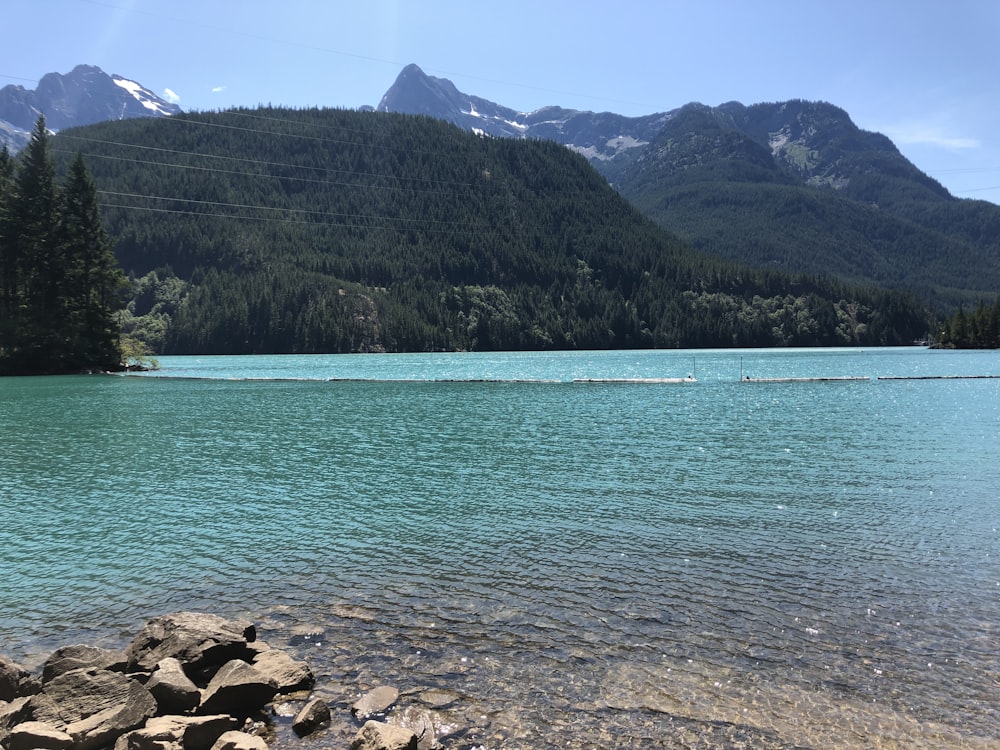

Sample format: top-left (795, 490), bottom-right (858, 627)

top-left (97, 189), bottom-right (493, 232)
top-left (54, 145), bottom-right (471, 197)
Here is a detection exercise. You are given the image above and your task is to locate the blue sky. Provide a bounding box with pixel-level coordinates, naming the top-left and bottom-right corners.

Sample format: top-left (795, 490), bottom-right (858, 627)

top-left (4, 0), bottom-right (999, 204)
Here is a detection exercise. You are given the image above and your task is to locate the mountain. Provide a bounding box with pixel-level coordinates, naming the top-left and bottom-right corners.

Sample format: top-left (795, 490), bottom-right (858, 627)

top-left (378, 64), bottom-right (670, 164)
top-left (0, 64), bottom-right (180, 152)
top-left (378, 65), bottom-right (1000, 311)
top-left (44, 107), bottom-right (930, 354)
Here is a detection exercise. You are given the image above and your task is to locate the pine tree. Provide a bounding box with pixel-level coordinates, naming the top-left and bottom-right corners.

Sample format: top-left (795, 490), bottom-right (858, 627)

top-left (0, 118), bottom-right (126, 374)
top-left (0, 145), bottom-right (16, 344)
top-left (3, 118), bottom-right (61, 370)
top-left (56, 151), bottom-right (126, 370)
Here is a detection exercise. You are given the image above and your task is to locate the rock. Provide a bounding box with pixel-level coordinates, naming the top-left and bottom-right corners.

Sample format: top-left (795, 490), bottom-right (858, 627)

top-left (350, 720), bottom-right (418, 750)
top-left (125, 613), bottom-right (257, 675)
top-left (351, 686), bottom-right (399, 719)
top-left (6, 720), bottom-right (73, 750)
top-left (0, 655), bottom-right (30, 701)
top-left (113, 725), bottom-right (184, 750)
top-left (114, 715), bottom-right (239, 750)
top-left (27, 668), bottom-right (157, 750)
top-left (0, 696), bottom-right (32, 730)
top-left (208, 730), bottom-right (268, 750)
top-left (42, 645), bottom-right (125, 683)
top-left (291, 698), bottom-right (330, 737)
top-left (250, 650), bottom-right (314, 694)
top-left (414, 688), bottom-right (460, 710)
top-left (197, 660), bottom-right (278, 717)
top-left (145, 657), bottom-right (201, 713)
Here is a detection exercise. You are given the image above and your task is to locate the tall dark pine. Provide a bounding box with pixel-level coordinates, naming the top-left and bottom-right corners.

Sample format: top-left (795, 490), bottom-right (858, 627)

top-left (56, 152), bottom-right (126, 369)
top-left (0, 118), bottom-right (125, 374)
top-left (0, 145), bottom-right (15, 341)
top-left (4, 118), bottom-right (60, 371)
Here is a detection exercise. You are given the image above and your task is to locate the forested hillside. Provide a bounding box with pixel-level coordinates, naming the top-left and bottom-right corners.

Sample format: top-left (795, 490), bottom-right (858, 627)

top-left (615, 102), bottom-right (1000, 311)
top-left (50, 107), bottom-right (931, 354)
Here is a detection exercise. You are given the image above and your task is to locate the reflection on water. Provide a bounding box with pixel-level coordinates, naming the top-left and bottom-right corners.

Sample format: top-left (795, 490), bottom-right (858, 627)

top-left (1, 349), bottom-right (998, 749)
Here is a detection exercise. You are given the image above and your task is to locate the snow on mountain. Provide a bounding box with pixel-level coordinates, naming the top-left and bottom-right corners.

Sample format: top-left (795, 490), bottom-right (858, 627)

top-left (0, 64), bottom-right (181, 153)
top-left (378, 64), bottom-right (668, 168)
top-left (112, 75), bottom-right (177, 117)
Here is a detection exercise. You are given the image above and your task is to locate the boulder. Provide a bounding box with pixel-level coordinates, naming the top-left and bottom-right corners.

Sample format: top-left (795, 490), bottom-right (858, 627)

top-left (0, 696), bottom-right (32, 730)
top-left (291, 698), bottom-right (330, 737)
top-left (145, 658), bottom-right (200, 713)
top-left (0, 655), bottom-right (30, 701)
top-left (197, 661), bottom-right (277, 717)
top-left (27, 667), bottom-right (157, 750)
top-left (208, 730), bottom-right (268, 750)
top-left (250, 650), bottom-right (314, 693)
top-left (114, 714), bottom-right (239, 750)
top-left (351, 686), bottom-right (399, 719)
top-left (125, 613), bottom-right (257, 675)
top-left (5, 720), bottom-right (73, 750)
top-left (350, 720), bottom-right (418, 750)
top-left (42, 645), bottom-right (126, 683)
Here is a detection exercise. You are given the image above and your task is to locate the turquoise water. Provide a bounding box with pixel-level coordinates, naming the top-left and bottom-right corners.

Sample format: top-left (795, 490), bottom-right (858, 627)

top-left (1, 348), bottom-right (999, 748)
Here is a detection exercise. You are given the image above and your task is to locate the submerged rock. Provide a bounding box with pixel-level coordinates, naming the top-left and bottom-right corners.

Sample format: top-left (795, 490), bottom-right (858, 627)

top-left (352, 686), bottom-right (399, 719)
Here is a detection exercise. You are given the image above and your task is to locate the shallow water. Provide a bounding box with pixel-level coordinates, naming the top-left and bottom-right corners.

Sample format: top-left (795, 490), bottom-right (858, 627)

top-left (1, 348), bottom-right (998, 748)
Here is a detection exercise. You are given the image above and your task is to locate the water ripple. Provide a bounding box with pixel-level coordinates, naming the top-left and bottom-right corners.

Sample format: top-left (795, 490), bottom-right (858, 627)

top-left (2, 351), bottom-right (999, 748)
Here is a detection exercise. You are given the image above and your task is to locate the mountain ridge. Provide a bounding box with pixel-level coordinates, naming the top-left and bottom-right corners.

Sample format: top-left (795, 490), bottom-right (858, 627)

top-left (0, 64), bottom-right (180, 151)
top-left (378, 65), bottom-right (999, 310)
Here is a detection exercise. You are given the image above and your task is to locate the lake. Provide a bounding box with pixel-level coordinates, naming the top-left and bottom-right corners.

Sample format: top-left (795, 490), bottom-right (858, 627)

top-left (1, 347), bottom-right (998, 748)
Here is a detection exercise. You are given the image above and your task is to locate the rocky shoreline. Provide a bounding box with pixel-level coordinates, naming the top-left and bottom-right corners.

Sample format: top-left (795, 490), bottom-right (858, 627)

top-left (0, 612), bottom-right (441, 750)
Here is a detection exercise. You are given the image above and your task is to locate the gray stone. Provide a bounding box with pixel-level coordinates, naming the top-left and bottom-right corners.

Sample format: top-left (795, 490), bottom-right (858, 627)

top-left (208, 730), bottom-right (268, 750)
top-left (350, 720), bottom-right (418, 750)
top-left (6, 720), bottom-right (73, 750)
top-left (145, 657), bottom-right (200, 713)
top-left (291, 698), bottom-right (330, 738)
top-left (125, 613), bottom-right (257, 674)
top-left (197, 660), bottom-right (277, 717)
top-left (0, 655), bottom-right (30, 701)
top-left (42, 645), bottom-right (125, 683)
top-left (114, 715), bottom-right (239, 750)
top-left (0, 696), bottom-right (32, 730)
top-left (27, 667), bottom-right (157, 750)
top-left (250, 650), bottom-right (314, 693)
top-left (351, 686), bottom-right (399, 719)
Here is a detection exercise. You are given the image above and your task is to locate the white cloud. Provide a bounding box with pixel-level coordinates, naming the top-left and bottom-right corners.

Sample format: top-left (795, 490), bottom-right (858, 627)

top-left (212, 85), bottom-right (226, 93)
top-left (882, 124), bottom-right (980, 150)
top-left (163, 88), bottom-right (181, 104)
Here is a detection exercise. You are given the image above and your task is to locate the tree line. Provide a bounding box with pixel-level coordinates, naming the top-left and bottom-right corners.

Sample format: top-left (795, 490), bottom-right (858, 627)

top-left (935, 296), bottom-right (1000, 349)
top-left (1, 118), bottom-right (126, 375)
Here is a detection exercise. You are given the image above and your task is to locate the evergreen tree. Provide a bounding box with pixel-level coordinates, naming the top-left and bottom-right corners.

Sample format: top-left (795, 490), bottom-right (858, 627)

top-left (0, 118), bottom-right (126, 374)
top-left (5, 117), bottom-right (60, 370)
top-left (55, 151), bottom-right (126, 369)
top-left (0, 145), bottom-right (15, 339)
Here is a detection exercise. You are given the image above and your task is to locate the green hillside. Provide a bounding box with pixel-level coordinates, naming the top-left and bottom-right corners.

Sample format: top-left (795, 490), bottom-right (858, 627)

top-left (50, 107), bottom-right (930, 354)
top-left (614, 102), bottom-right (1000, 312)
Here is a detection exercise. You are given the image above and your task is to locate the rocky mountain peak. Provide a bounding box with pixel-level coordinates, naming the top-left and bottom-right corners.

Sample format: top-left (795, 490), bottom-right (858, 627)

top-left (0, 64), bottom-right (180, 152)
